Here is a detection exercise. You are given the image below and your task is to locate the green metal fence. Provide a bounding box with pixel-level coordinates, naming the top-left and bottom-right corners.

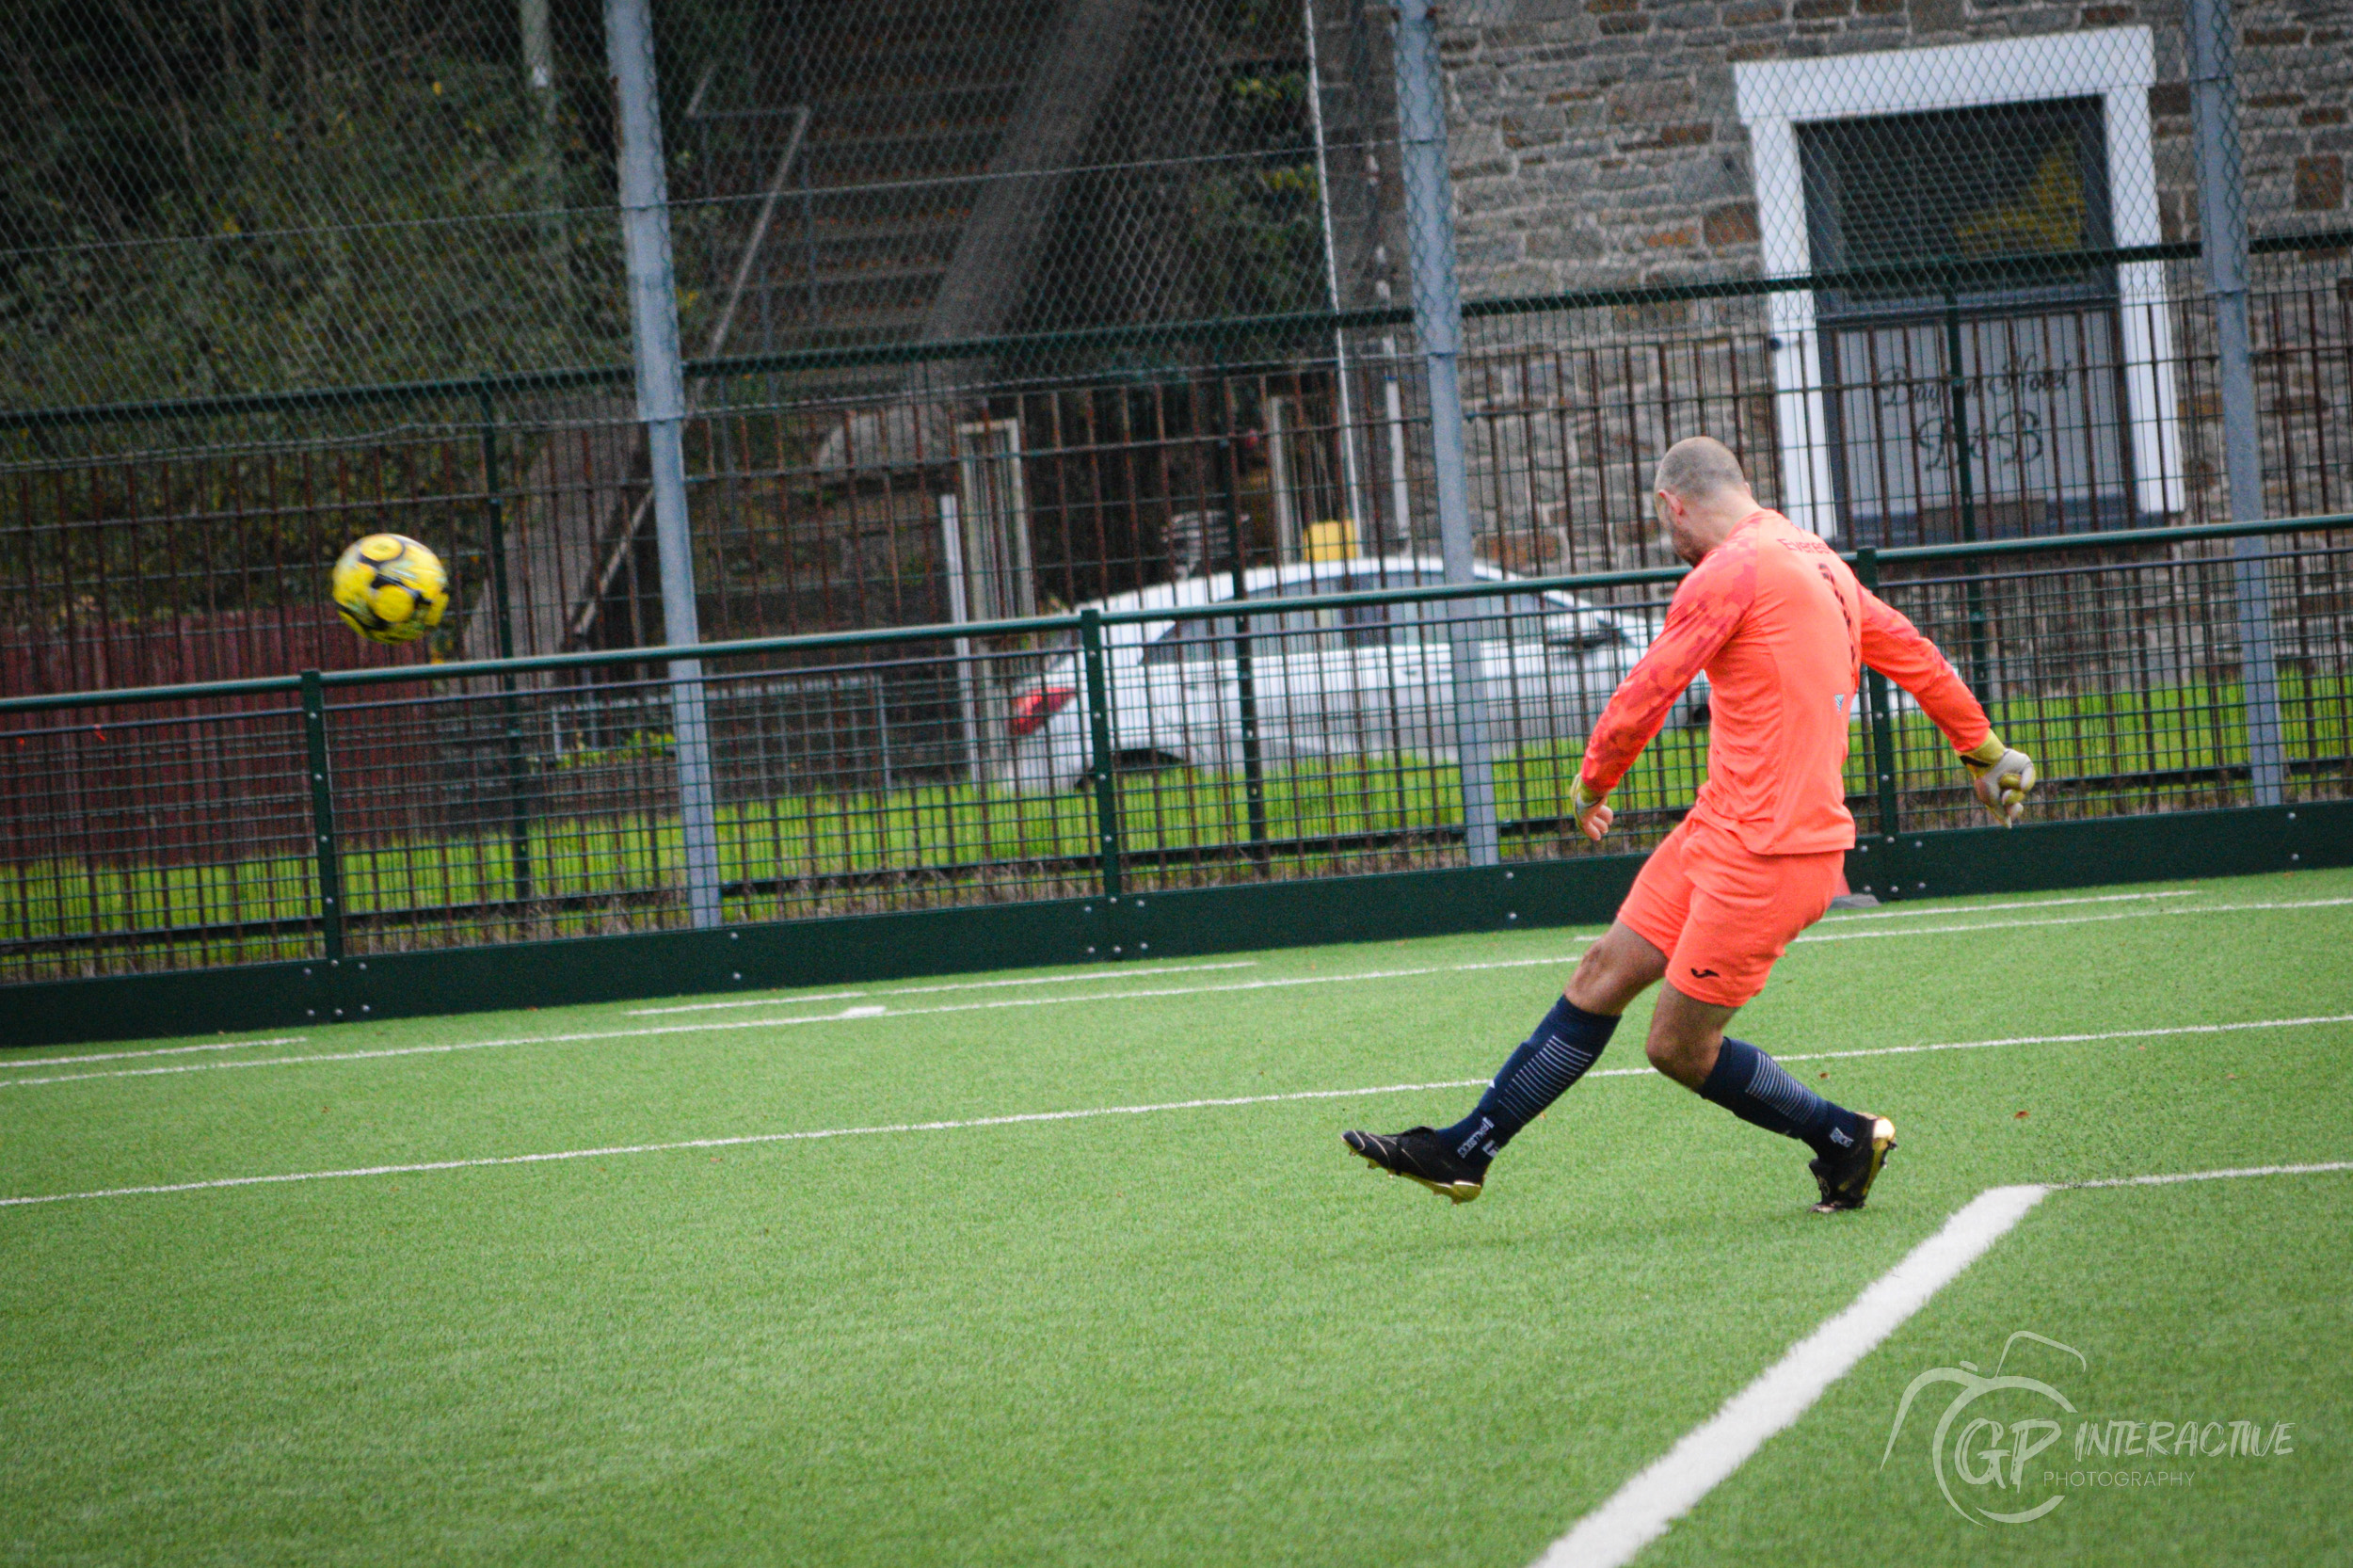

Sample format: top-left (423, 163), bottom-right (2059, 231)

top-left (7, 512), bottom-right (2350, 1024)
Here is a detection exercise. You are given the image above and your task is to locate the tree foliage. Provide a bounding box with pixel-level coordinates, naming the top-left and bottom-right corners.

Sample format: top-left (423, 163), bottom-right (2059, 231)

top-left (0, 0), bottom-right (631, 409)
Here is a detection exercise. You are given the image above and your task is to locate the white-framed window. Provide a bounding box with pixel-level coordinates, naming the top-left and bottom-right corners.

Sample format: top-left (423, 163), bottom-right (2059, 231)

top-left (1736, 28), bottom-right (2183, 540)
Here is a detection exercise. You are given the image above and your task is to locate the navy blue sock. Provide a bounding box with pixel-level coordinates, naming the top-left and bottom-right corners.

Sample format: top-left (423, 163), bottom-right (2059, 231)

top-left (1699, 1037), bottom-right (1872, 1159)
top-left (1438, 996), bottom-right (1618, 1164)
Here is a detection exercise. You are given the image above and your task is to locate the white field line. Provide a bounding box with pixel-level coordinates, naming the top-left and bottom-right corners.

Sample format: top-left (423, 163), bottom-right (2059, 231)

top-left (1795, 895), bottom-right (2353, 945)
top-left (629, 991), bottom-right (869, 1013)
top-left (0, 1078), bottom-right (1493, 1209)
top-left (6, 1013), bottom-right (2351, 1208)
top-left (1816, 888), bottom-right (2196, 922)
top-left (0, 890), bottom-right (2214, 1076)
top-left (1536, 1158), bottom-right (2353, 1568)
top-left (625, 960), bottom-right (1261, 1015)
top-left (0, 888), bottom-right (2271, 1076)
top-left (1773, 1012), bottom-right (2353, 1065)
top-left (2069, 1160), bottom-right (2353, 1189)
top-left (1555, 1011), bottom-right (2353, 1085)
top-left (0, 1035), bottom-right (308, 1071)
top-left (0, 953), bottom-right (1595, 1089)
top-left (1534, 1184), bottom-right (2054, 1568)
top-left (8, 892), bottom-right (2350, 1091)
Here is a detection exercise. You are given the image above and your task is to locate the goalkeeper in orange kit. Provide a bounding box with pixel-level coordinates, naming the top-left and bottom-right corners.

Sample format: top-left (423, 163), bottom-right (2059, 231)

top-left (1344, 437), bottom-right (2035, 1211)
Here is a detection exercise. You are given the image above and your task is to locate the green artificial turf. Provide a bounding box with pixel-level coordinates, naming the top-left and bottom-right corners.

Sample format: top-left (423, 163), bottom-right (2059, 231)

top-left (1, 868), bottom-right (2348, 1565)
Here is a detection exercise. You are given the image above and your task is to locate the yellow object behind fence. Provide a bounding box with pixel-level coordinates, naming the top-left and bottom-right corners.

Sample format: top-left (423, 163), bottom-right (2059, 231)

top-left (1304, 519), bottom-right (1358, 563)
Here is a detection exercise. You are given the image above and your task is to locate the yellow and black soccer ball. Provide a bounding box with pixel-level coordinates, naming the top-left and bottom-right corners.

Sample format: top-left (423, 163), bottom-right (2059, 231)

top-left (331, 534), bottom-right (449, 645)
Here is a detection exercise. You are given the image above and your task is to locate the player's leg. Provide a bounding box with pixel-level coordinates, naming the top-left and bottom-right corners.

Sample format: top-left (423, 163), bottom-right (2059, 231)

top-left (1653, 828), bottom-right (1897, 1210)
top-left (1339, 823), bottom-right (1692, 1202)
top-left (1435, 919), bottom-right (1663, 1155)
top-left (1642, 981), bottom-right (1868, 1144)
top-left (1565, 917), bottom-right (1670, 1014)
top-left (1337, 920), bottom-right (1663, 1202)
top-left (1443, 918), bottom-right (1667, 1152)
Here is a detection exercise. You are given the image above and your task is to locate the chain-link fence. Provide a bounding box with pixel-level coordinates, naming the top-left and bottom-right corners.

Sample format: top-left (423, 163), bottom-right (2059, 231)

top-left (9, 255), bottom-right (2345, 680)
top-left (8, 3), bottom-right (2346, 670)
top-left (5, 1), bottom-right (2351, 968)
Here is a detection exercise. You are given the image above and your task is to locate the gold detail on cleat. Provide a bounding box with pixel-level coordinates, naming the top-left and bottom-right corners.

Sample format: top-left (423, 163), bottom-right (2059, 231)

top-left (1812, 1114), bottom-right (1897, 1212)
top-left (1403, 1175), bottom-right (1481, 1205)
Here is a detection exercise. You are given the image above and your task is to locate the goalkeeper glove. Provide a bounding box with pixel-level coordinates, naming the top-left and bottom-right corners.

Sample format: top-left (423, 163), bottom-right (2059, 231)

top-left (1570, 775), bottom-right (1613, 842)
top-left (1960, 733), bottom-right (2037, 826)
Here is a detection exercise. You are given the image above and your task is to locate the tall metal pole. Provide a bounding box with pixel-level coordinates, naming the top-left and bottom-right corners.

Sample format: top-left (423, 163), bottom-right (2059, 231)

top-left (2187, 0), bottom-right (2284, 807)
top-left (478, 382), bottom-right (535, 908)
top-left (1303, 0), bottom-right (1368, 543)
top-left (1942, 290), bottom-right (1993, 702)
top-left (1392, 0), bottom-right (1497, 867)
top-left (606, 0), bottom-right (723, 926)
top-left (520, 0), bottom-right (568, 291)
top-left (1215, 380), bottom-right (1272, 867)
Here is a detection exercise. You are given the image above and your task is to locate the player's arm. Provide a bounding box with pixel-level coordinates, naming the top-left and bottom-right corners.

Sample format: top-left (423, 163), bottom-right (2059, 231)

top-left (1858, 589), bottom-right (2038, 825)
top-left (1571, 550), bottom-right (1754, 840)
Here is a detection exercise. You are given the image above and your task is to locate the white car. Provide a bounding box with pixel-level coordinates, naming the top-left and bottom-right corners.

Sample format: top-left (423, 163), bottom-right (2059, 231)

top-left (995, 555), bottom-right (1705, 791)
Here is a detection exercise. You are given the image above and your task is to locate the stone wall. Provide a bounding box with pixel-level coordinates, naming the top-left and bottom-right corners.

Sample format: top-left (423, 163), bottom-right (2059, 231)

top-left (1431, 0), bottom-right (2351, 297)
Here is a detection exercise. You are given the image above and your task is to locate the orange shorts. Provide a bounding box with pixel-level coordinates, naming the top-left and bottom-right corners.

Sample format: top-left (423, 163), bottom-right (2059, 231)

top-left (1617, 814), bottom-right (1844, 1008)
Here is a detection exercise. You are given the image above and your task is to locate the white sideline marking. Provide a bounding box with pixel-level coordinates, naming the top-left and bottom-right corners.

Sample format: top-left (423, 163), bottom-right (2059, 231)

top-left (0, 1035), bottom-right (307, 1071)
top-left (2070, 1160), bottom-right (2353, 1189)
top-left (0, 1078), bottom-right (1491, 1209)
top-left (1774, 1012), bottom-right (2353, 1065)
top-left (1554, 1011), bottom-right (2353, 1086)
top-left (0, 954), bottom-right (1592, 1089)
top-left (8, 890), bottom-right (2349, 1090)
top-left (629, 990), bottom-right (869, 1013)
top-left (1795, 895), bottom-right (2353, 945)
top-left (625, 960), bottom-right (1262, 1015)
top-left (0, 886), bottom-right (2315, 1080)
top-left (1535, 1158), bottom-right (2353, 1568)
top-left (1816, 889), bottom-right (2195, 921)
top-left (1534, 1184), bottom-right (2054, 1568)
top-left (6, 1012), bottom-right (2352, 1208)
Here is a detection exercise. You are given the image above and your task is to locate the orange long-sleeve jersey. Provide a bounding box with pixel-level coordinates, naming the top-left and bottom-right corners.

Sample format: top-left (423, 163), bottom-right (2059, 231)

top-left (1580, 509), bottom-right (1992, 855)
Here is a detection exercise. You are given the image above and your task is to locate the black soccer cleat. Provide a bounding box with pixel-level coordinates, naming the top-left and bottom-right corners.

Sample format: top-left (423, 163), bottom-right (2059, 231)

top-left (1341, 1127), bottom-right (1488, 1205)
top-left (1809, 1115), bottom-right (1897, 1212)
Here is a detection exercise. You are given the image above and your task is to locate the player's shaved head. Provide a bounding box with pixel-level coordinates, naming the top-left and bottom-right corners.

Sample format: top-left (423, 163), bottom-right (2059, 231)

top-left (1653, 437), bottom-right (1750, 502)
top-left (1653, 437), bottom-right (1759, 565)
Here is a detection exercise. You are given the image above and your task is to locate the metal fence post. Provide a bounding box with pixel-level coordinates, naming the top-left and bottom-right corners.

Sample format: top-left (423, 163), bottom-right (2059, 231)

top-left (1079, 607), bottom-right (1123, 901)
top-left (1212, 386), bottom-right (1272, 866)
top-left (1392, 0), bottom-right (1497, 869)
top-left (606, 0), bottom-right (723, 926)
top-left (1854, 548), bottom-right (1902, 842)
top-left (1941, 290), bottom-right (1993, 701)
top-left (299, 668), bottom-right (345, 965)
top-left (2187, 0), bottom-right (2285, 807)
top-left (476, 382), bottom-right (534, 907)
